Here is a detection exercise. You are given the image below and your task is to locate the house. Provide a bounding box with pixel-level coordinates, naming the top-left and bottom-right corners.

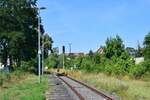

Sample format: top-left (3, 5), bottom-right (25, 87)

top-left (67, 53), bottom-right (84, 57)
top-left (97, 46), bottom-right (104, 54)
top-left (126, 47), bottom-right (137, 57)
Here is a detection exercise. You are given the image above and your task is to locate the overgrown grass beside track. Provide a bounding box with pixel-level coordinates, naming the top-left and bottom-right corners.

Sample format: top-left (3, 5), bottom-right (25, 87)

top-left (0, 71), bottom-right (49, 100)
top-left (65, 70), bottom-right (150, 100)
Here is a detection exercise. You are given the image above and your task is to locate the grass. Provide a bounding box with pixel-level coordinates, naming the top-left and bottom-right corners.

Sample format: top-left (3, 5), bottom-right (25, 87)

top-left (65, 70), bottom-right (150, 100)
top-left (0, 72), bottom-right (49, 100)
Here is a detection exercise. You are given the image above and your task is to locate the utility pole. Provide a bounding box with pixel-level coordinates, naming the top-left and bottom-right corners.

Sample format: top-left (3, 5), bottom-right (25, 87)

top-left (68, 43), bottom-right (72, 54)
top-left (38, 10), bottom-right (41, 83)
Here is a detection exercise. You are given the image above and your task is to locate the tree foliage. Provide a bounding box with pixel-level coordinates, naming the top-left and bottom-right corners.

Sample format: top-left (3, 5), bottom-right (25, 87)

top-left (62, 35), bottom-right (136, 76)
top-left (144, 32), bottom-right (150, 60)
top-left (43, 34), bottom-right (53, 58)
top-left (136, 42), bottom-right (143, 57)
top-left (0, 0), bottom-right (53, 69)
top-left (105, 35), bottom-right (125, 58)
top-left (44, 34), bottom-right (149, 78)
top-left (45, 47), bottom-right (59, 68)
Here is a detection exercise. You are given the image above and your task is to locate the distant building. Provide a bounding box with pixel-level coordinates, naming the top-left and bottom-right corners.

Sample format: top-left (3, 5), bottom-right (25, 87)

top-left (67, 52), bottom-right (84, 57)
top-left (134, 57), bottom-right (144, 64)
top-left (126, 47), bottom-right (137, 57)
top-left (97, 46), bottom-right (104, 54)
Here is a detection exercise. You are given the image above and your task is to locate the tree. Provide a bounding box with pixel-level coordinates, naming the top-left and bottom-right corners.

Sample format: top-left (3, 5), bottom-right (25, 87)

top-left (0, 0), bottom-right (47, 68)
top-left (143, 32), bottom-right (150, 60)
top-left (48, 54), bottom-right (58, 68)
top-left (45, 47), bottom-right (59, 68)
top-left (105, 35), bottom-right (125, 58)
top-left (93, 53), bottom-right (101, 64)
top-left (0, 32), bottom-right (25, 66)
top-left (43, 34), bottom-right (53, 58)
top-left (88, 50), bottom-right (94, 58)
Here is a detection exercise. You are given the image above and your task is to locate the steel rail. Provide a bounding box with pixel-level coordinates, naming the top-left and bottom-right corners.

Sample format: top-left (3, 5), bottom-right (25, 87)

top-left (66, 75), bottom-right (114, 100)
top-left (58, 76), bottom-right (85, 100)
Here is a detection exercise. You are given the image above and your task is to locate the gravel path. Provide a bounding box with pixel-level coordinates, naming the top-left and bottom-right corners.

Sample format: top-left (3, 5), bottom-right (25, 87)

top-left (46, 75), bottom-right (78, 100)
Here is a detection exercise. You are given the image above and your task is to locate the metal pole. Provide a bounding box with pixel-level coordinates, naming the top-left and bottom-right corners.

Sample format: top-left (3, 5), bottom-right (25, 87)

top-left (37, 7), bottom-right (46, 83)
top-left (68, 43), bottom-right (72, 54)
top-left (38, 9), bottom-right (41, 83)
top-left (42, 33), bottom-right (44, 75)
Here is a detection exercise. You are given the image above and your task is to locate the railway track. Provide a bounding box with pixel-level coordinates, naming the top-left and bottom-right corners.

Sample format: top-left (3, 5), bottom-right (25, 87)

top-left (57, 74), bottom-right (116, 100)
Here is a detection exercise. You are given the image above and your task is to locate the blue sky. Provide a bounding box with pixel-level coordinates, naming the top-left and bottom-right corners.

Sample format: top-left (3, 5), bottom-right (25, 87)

top-left (38, 0), bottom-right (150, 53)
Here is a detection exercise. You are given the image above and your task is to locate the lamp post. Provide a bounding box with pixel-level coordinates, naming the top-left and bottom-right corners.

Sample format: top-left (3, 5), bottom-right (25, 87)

top-left (37, 7), bottom-right (46, 83)
top-left (42, 33), bottom-right (45, 75)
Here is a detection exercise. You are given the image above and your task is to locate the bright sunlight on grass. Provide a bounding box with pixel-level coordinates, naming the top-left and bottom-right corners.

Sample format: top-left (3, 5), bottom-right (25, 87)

top-left (66, 70), bottom-right (150, 100)
top-left (0, 74), bottom-right (49, 100)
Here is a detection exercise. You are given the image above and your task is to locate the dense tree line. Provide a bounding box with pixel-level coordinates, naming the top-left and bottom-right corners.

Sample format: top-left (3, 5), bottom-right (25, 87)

top-left (0, 0), bottom-right (53, 70)
top-left (46, 33), bottom-right (150, 79)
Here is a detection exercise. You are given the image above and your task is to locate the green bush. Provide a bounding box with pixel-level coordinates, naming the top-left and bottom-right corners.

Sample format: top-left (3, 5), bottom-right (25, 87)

top-left (20, 59), bottom-right (37, 72)
top-left (13, 70), bottom-right (24, 79)
top-left (65, 51), bottom-right (149, 78)
top-left (129, 61), bottom-right (150, 78)
top-left (70, 52), bottom-right (135, 77)
top-left (45, 54), bottom-right (58, 68)
top-left (0, 69), bottom-right (27, 87)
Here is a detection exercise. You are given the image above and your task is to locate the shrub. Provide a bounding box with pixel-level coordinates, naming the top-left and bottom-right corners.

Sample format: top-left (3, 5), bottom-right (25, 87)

top-left (129, 61), bottom-right (150, 78)
top-left (13, 70), bottom-right (23, 79)
top-left (20, 59), bottom-right (37, 72)
top-left (45, 54), bottom-right (58, 68)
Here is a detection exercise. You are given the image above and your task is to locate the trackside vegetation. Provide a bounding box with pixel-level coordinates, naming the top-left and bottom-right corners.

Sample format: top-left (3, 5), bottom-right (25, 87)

top-left (0, 71), bottom-right (49, 100)
top-left (0, 0), bottom-right (52, 99)
top-left (0, 0), bottom-right (150, 100)
top-left (46, 34), bottom-right (150, 80)
top-left (45, 34), bottom-right (150, 100)
top-left (66, 70), bottom-right (150, 100)
top-left (0, 0), bottom-right (53, 70)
